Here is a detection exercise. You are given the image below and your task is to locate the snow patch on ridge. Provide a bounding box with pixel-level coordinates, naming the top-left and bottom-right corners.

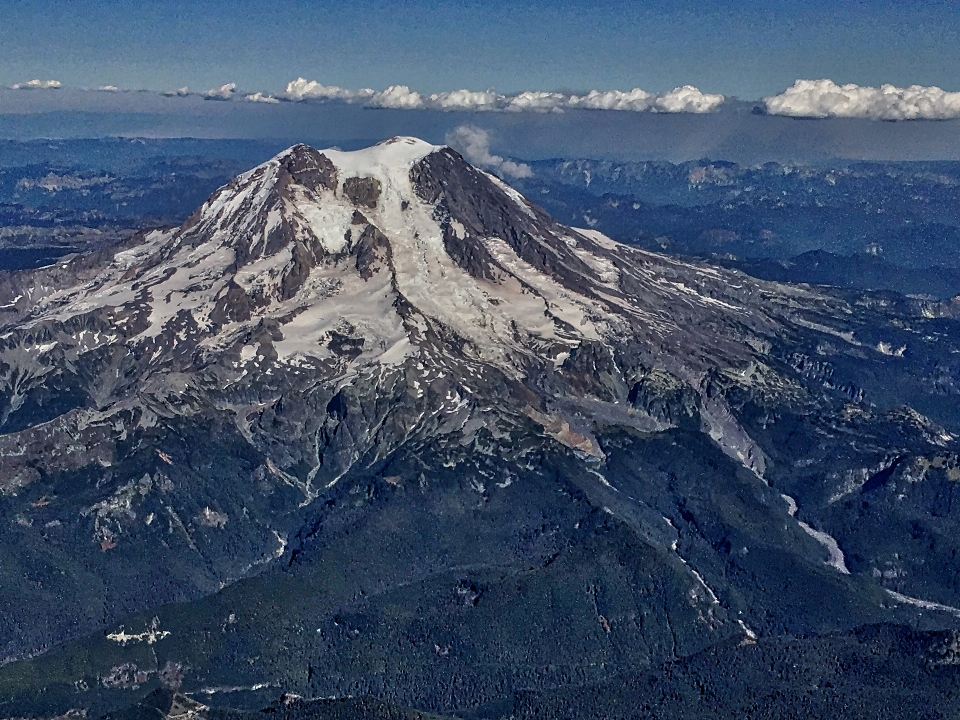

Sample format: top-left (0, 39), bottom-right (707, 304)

top-left (884, 590), bottom-right (960, 618)
top-left (782, 493), bottom-right (850, 574)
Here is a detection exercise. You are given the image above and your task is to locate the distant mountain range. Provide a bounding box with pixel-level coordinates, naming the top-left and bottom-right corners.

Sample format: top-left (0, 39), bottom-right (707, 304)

top-left (0, 138), bottom-right (959, 718)
top-left (513, 156), bottom-right (960, 297)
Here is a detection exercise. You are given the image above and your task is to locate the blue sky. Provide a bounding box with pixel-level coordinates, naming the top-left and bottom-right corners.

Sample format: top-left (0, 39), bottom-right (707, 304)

top-left (4, 0), bottom-right (960, 98)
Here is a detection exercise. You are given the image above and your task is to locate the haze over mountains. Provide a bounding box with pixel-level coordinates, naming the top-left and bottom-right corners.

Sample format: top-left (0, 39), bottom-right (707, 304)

top-left (0, 137), bottom-right (959, 718)
top-left (511, 154), bottom-right (960, 298)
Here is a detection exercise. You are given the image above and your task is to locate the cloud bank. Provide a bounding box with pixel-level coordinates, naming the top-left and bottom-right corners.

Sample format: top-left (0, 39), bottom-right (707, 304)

top-left (7, 85), bottom-right (960, 164)
top-left (764, 79), bottom-right (960, 120)
top-left (22, 78), bottom-right (960, 122)
top-left (8, 78), bottom-right (724, 114)
top-left (446, 125), bottom-right (532, 178)
top-left (10, 79), bottom-right (61, 90)
top-left (283, 78), bottom-right (724, 113)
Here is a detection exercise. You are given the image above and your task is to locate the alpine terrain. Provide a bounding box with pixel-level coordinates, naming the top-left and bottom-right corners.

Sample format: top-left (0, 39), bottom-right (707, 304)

top-left (1, 137), bottom-right (960, 718)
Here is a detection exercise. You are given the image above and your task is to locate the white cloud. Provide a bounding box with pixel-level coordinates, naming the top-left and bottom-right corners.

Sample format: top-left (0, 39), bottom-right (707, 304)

top-left (566, 86), bottom-right (724, 113)
top-left (203, 83), bottom-right (236, 101)
top-left (0, 76), bottom-right (725, 114)
top-left (447, 125), bottom-right (533, 179)
top-left (10, 79), bottom-right (61, 90)
top-left (283, 77), bottom-right (373, 102)
top-left (286, 79), bottom-right (478, 110)
top-left (568, 88), bottom-right (657, 111)
top-left (245, 92), bottom-right (280, 104)
top-left (280, 78), bottom-right (725, 114)
top-left (368, 85), bottom-right (424, 109)
top-left (655, 85), bottom-right (726, 113)
top-left (764, 79), bottom-right (960, 120)
top-left (505, 91), bottom-right (567, 113)
top-left (428, 89), bottom-right (503, 111)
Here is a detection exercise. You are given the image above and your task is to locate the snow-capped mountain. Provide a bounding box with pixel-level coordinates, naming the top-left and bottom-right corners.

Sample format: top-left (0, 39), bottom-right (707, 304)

top-left (0, 137), bottom-right (834, 492)
top-left (2, 138), bottom-right (960, 714)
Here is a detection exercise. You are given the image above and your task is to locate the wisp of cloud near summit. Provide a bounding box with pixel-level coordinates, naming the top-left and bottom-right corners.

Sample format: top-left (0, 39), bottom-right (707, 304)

top-left (447, 126), bottom-right (532, 179)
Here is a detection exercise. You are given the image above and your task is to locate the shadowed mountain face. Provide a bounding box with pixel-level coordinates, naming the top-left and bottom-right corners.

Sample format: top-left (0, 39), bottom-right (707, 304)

top-left (1, 138), bottom-right (960, 717)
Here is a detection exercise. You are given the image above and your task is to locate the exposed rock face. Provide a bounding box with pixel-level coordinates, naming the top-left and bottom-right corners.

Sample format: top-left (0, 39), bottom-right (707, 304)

top-left (1, 138), bottom-right (960, 711)
top-left (342, 175), bottom-right (382, 208)
top-left (353, 224), bottom-right (392, 280)
top-left (278, 144), bottom-right (339, 193)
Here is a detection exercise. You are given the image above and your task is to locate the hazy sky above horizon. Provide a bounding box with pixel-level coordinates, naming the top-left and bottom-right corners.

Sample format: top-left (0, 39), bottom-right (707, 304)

top-left (4, 0), bottom-right (960, 98)
top-left (5, 1), bottom-right (960, 163)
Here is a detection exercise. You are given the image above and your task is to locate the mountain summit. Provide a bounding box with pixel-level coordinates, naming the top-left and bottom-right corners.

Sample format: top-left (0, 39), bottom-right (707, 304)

top-left (2, 138), bottom-right (960, 715)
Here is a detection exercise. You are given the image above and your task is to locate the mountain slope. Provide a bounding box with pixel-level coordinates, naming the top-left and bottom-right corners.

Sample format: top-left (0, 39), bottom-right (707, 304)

top-left (1, 138), bottom-right (959, 716)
